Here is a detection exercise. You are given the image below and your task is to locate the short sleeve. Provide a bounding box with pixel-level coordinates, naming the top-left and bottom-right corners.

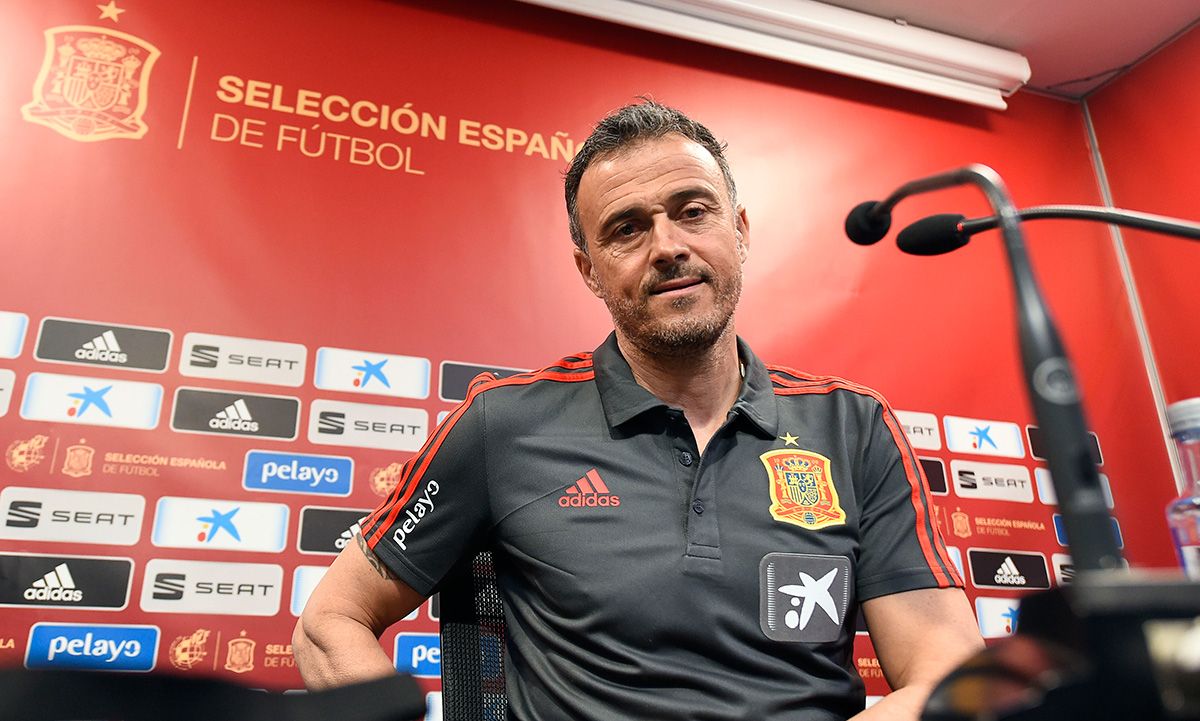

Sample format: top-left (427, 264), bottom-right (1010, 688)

top-left (358, 390), bottom-right (491, 596)
top-left (855, 397), bottom-right (962, 600)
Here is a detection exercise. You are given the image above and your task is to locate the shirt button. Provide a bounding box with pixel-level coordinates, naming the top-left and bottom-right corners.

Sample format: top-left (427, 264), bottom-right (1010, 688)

top-left (679, 451), bottom-right (694, 466)
top-left (692, 501), bottom-right (705, 515)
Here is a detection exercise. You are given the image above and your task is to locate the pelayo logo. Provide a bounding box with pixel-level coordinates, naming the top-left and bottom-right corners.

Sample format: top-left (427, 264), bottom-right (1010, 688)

top-left (26, 623), bottom-right (159, 671)
top-left (243, 450), bottom-right (352, 496)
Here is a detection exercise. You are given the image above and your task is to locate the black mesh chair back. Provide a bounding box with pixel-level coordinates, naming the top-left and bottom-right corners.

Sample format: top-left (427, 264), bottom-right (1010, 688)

top-left (438, 550), bottom-right (508, 721)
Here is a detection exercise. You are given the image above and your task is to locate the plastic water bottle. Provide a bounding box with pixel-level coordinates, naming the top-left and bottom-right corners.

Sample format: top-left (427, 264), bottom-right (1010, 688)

top-left (1166, 398), bottom-right (1200, 579)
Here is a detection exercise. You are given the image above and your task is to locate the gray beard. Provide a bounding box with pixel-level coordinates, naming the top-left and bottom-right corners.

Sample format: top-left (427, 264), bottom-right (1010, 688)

top-left (600, 271), bottom-right (742, 359)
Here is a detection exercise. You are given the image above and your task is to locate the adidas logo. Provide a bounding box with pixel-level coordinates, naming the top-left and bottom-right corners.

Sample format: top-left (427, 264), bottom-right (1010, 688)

top-left (335, 527), bottom-right (353, 550)
top-left (209, 399), bottom-right (260, 432)
top-left (25, 563), bottom-right (84, 602)
top-left (74, 330), bottom-right (127, 364)
top-left (558, 468), bottom-right (620, 508)
top-left (993, 556), bottom-right (1027, 586)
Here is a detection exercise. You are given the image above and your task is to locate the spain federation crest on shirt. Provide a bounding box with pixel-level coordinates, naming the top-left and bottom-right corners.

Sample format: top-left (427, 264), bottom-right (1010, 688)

top-left (21, 26), bottom-right (160, 142)
top-left (761, 449), bottom-right (846, 530)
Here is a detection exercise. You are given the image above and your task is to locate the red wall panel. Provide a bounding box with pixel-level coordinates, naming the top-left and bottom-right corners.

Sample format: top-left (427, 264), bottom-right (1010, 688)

top-left (1086, 23), bottom-right (1200, 403)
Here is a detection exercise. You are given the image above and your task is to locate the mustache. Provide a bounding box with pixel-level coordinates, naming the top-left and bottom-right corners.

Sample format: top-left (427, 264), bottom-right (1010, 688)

top-left (642, 264), bottom-right (712, 296)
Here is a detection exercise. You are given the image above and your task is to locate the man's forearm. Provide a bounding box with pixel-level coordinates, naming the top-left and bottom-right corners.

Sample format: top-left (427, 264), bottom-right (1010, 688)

top-left (848, 684), bottom-right (932, 721)
top-left (293, 612), bottom-right (398, 689)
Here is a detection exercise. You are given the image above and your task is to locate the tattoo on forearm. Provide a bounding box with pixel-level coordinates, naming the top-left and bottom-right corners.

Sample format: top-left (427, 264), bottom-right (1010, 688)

top-left (354, 528), bottom-right (395, 580)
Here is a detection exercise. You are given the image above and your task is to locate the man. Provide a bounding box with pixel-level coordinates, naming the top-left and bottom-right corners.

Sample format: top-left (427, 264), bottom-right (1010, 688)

top-left (294, 100), bottom-right (983, 720)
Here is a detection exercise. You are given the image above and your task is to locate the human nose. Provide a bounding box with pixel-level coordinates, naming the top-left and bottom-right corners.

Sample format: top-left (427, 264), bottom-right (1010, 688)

top-left (647, 216), bottom-right (690, 267)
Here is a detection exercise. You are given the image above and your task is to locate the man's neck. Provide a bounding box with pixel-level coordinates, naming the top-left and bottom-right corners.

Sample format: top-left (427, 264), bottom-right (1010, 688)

top-left (615, 327), bottom-right (742, 451)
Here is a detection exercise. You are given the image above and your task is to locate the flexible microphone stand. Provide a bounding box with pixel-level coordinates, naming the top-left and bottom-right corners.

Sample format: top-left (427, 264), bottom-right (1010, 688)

top-left (846, 165), bottom-right (1200, 721)
top-left (895, 205), bottom-right (1200, 255)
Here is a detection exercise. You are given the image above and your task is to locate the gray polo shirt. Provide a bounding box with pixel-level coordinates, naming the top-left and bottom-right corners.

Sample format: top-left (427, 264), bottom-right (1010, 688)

top-left (362, 333), bottom-right (961, 720)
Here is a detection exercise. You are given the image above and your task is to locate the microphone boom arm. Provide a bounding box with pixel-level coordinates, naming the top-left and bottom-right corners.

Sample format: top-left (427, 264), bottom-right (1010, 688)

top-left (869, 164), bottom-right (1125, 573)
top-left (963, 204), bottom-right (1200, 240)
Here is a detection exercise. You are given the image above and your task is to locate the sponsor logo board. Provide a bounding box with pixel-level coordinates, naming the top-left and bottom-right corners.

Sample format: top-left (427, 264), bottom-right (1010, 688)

top-left (0, 552), bottom-right (132, 610)
top-left (180, 333), bottom-right (307, 387)
top-left (0, 311), bottom-right (29, 358)
top-left (171, 387), bottom-right (299, 440)
top-left (943, 416), bottom-right (1025, 458)
top-left (290, 565), bottom-right (329, 617)
top-left (394, 633), bottom-right (441, 678)
top-left (425, 691), bottom-right (443, 721)
top-left (438, 361), bottom-right (527, 403)
top-left (34, 318), bottom-right (171, 372)
top-left (243, 450), bottom-right (352, 496)
top-left (140, 559), bottom-right (282, 616)
top-left (0, 369), bottom-right (14, 417)
top-left (21, 372), bottom-right (162, 429)
top-left (759, 553), bottom-right (851, 643)
top-left (1026, 425), bottom-right (1103, 465)
top-left (919, 457), bottom-right (947, 495)
top-left (26, 623), bottom-right (159, 671)
top-left (297, 507), bottom-right (369, 555)
top-left (151, 497), bottom-right (288, 552)
top-left (966, 548), bottom-right (1051, 590)
top-left (975, 597), bottom-right (1021, 639)
top-left (1052, 514), bottom-right (1123, 549)
top-left (1051, 553), bottom-right (1073, 585)
top-left (895, 410), bottom-right (941, 451)
top-left (945, 546), bottom-right (965, 578)
top-left (308, 399), bottom-right (428, 451)
top-left (0, 487), bottom-right (144, 545)
top-left (314, 347), bottom-right (430, 399)
top-left (950, 460), bottom-right (1033, 503)
top-left (1034, 467), bottom-right (1114, 509)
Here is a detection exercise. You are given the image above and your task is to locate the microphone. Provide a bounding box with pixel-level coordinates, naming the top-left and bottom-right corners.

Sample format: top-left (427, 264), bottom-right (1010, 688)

top-left (847, 164), bottom-right (1123, 574)
top-left (844, 201), bottom-right (891, 245)
top-left (896, 213), bottom-right (969, 255)
top-left (897, 205), bottom-right (1200, 256)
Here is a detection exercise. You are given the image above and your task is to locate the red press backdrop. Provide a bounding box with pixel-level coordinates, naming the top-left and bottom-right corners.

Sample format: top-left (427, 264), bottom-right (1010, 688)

top-left (0, 0), bottom-right (1184, 711)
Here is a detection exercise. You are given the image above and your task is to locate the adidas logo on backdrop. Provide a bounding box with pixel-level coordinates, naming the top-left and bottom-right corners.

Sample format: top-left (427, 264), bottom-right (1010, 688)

top-left (25, 563), bottom-right (83, 602)
top-left (75, 331), bottom-right (127, 364)
top-left (209, 399), bottom-right (259, 432)
top-left (558, 469), bottom-right (620, 508)
top-left (993, 556), bottom-right (1027, 586)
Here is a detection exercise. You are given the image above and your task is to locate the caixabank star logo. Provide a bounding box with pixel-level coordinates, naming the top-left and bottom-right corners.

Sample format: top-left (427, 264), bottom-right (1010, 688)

top-left (21, 23), bottom-right (160, 142)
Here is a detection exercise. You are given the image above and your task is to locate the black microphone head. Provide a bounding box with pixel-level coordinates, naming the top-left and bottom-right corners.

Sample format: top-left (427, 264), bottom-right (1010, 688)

top-left (844, 201), bottom-right (891, 245)
top-left (897, 214), bottom-right (970, 256)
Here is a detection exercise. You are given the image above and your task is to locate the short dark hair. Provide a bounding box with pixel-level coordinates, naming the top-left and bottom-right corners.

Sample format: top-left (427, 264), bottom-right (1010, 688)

top-left (564, 99), bottom-right (737, 253)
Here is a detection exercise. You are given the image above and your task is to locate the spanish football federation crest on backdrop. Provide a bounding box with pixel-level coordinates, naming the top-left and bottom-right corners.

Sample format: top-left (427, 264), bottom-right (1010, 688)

top-left (761, 449), bottom-right (846, 530)
top-left (21, 26), bottom-right (160, 142)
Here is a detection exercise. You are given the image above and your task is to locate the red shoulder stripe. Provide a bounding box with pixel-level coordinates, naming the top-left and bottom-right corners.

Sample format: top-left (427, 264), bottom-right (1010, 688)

top-left (770, 381), bottom-right (958, 587)
top-left (365, 363), bottom-right (595, 547)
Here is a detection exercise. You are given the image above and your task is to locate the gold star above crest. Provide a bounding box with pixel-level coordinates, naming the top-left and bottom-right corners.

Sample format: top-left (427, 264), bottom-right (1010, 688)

top-left (97, 0), bottom-right (126, 22)
top-left (780, 432), bottom-right (799, 446)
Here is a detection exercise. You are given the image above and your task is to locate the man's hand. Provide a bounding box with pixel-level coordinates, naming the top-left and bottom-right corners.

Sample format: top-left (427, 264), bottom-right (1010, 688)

top-left (293, 529), bottom-right (426, 689)
top-left (851, 586), bottom-right (985, 721)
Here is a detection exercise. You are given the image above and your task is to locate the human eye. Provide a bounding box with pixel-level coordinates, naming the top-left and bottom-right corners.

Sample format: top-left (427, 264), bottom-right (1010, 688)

top-left (681, 204), bottom-right (708, 220)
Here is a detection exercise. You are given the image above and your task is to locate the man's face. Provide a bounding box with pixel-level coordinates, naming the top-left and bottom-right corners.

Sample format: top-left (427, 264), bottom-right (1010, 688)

top-left (573, 134), bottom-right (749, 357)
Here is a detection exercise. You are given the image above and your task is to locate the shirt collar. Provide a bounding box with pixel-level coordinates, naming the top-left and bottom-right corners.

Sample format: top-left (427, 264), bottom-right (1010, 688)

top-left (592, 332), bottom-right (779, 438)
